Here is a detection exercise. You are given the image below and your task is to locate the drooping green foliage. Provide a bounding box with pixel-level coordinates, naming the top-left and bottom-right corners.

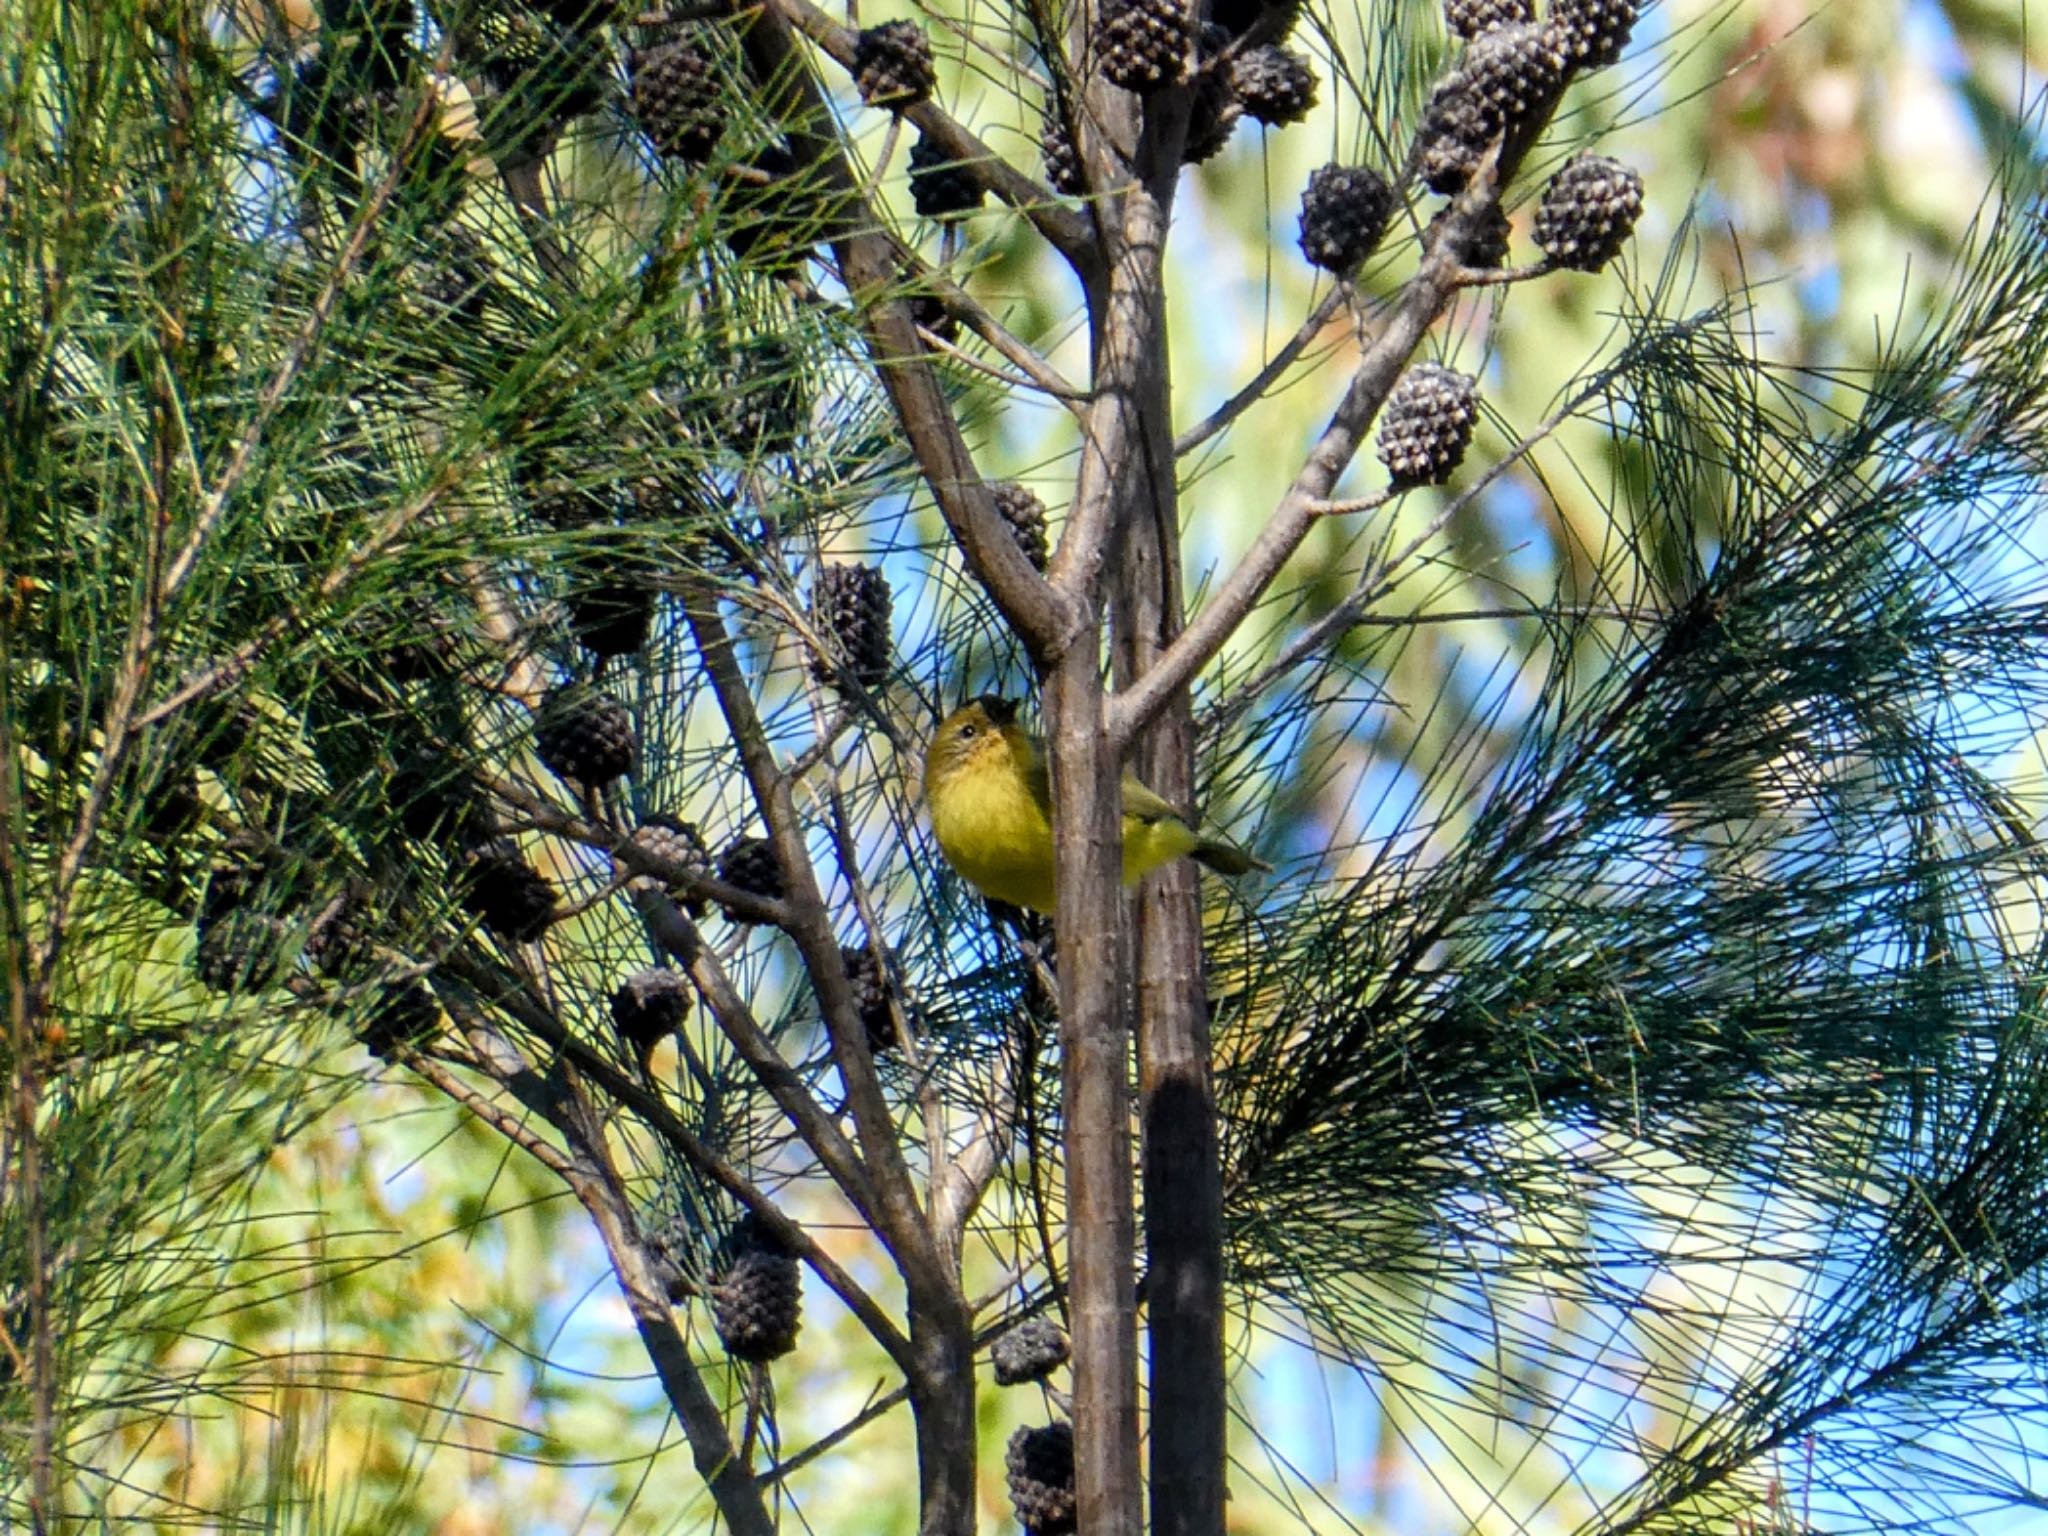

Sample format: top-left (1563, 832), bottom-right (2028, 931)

top-left (1210, 156), bottom-right (2048, 1531)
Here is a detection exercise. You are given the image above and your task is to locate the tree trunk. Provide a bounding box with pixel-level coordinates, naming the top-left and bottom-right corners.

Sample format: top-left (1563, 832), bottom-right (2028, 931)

top-left (909, 1286), bottom-right (981, 1536)
top-left (1047, 646), bottom-right (1144, 1536)
top-left (1113, 399), bottom-right (1226, 1536)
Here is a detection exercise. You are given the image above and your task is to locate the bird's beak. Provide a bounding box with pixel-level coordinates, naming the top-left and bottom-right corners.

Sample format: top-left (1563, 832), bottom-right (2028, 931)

top-left (976, 694), bottom-right (1020, 726)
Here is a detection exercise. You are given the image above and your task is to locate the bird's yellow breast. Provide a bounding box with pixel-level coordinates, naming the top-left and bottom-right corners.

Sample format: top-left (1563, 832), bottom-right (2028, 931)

top-left (926, 741), bottom-right (1060, 913)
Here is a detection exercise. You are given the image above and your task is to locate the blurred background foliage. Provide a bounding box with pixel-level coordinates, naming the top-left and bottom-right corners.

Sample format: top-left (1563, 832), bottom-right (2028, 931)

top-left (4, 0), bottom-right (2048, 1531)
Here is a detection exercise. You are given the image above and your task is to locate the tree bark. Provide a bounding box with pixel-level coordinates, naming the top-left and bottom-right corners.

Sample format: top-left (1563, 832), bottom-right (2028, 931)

top-left (1111, 345), bottom-right (1226, 1536)
top-left (1117, 581), bottom-right (1226, 1536)
top-left (1045, 648), bottom-right (1143, 1536)
top-left (1043, 56), bottom-right (1194, 1535)
top-left (909, 1292), bottom-right (982, 1536)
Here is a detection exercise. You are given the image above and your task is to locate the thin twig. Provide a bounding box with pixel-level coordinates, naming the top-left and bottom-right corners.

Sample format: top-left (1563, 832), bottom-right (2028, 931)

top-left (1454, 258), bottom-right (1556, 287)
top-left (477, 938), bottom-right (917, 1374)
top-left (739, 2), bottom-right (1075, 661)
top-left (1204, 307), bottom-right (1724, 730)
top-left (34, 70), bottom-right (437, 999)
top-left (473, 768), bottom-right (793, 929)
top-left (419, 1032), bottom-right (777, 1536)
top-left (759, 1380), bottom-right (912, 1487)
top-left (679, 581), bottom-right (942, 1274)
top-left (408, 1052), bottom-right (580, 1182)
top-left (1305, 487), bottom-right (1394, 518)
top-left (1175, 285), bottom-right (1353, 457)
top-left (766, 0), bottom-right (1097, 269)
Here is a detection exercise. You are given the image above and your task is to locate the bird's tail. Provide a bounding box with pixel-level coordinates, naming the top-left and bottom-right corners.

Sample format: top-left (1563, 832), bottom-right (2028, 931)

top-left (1192, 837), bottom-right (1271, 879)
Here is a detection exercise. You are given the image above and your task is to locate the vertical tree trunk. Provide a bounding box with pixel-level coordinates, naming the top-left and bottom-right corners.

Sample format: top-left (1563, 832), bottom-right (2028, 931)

top-left (1050, 69), bottom-right (1199, 1531)
top-left (1047, 646), bottom-right (1145, 1536)
top-left (909, 1288), bottom-right (981, 1536)
top-left (1114, 421), bottom-right (1226, 1536)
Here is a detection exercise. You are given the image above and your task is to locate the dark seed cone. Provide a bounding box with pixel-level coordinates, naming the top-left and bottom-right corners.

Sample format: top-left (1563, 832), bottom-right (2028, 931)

top-left (630, 38), bottom-right (724, 163)
top-left (307, 886), bottom-right (377, 979)
top-left (1443, 0), bottom-right (1533, 38)
top-left (1096, 0), bottom-right (1195, 91)
top-left (1296, 163), bottom-right (1395, 274)
top-left (1413, 84), bottom-right (1488, 194)
top-left (459, 842), bottom-right (558, 943)
top-left (854, 20), bottom-right (935, 109)
top-left (1230, 46), bottom-right (1318, 126)
top-left (469, 10), bottom-right (611, 147)
top-left (1376, 363), bottom-right (1481, 486)
top-left (717, 338), bottom-right (810, 456)
top-left (809, 563), bottom-right (893, 693)
top-left (909, 289), bottom-right (959, 344)
top-left (535, 686), bottom-right (637, 787)
top-left (724, 143), bottom-right (818, 276)
top-left (646, 1214), bottom-right (694, 1302)
top-left (714, 1216), bottom-right (802, 1362)
top-left (195, 911), bottom-right (295, 993)
top-left (991, 482), bottom-right (1051, 571)
top-left (1180, 63), bottom-right (1242, 164)
top-left (391, 749), bottom-right (494, 845)
top-left (1532, 152), bottom-right (1643, 271)
top-left (840, 944), bottom-right (898, 1054)
top-left (1209, 0), bottom-right (1300, 37)
top-left (629, 814), bottom-right (713, 916)
top-left (1459, 21), bottom-right (1565, 137)
top-left (611, 967), bottom-right (693, 1066)
top-left (567, 574), bottom-right (654, 658)
top-left (1426, 198), bottom-right (1513, 268)
top-left (1005, 1422), bottom-right (1078, 1535)
top-left (715, 836), bottom-right (785, 918)
top-left (1549, 0), bottom-right (1637, 69)
top-left (1414, 22), bottom-right (1564, 191)
top-left (357, 979), bottom-right (443, 1058)
top-left (992, 1317), bottom-right (1071, 1385)
top-left (908, 134), bottom-right (985, 219)
top-left (1039, 105), bottom-right (1083, 195)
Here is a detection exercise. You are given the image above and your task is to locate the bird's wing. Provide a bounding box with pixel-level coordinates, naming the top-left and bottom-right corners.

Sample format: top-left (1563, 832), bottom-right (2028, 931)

top-left (1120, 775), bottom-right (1192, 828)
top-left (1015, 729), bottom-right (1054, 814)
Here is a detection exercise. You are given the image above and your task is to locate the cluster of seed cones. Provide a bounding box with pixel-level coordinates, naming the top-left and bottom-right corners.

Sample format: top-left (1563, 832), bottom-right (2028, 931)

top-left (1285, 0), bottom-right (1649, 489)
top-left (188, 822), bottom-right (449, 1060)
top-left (1046, 0), bottom-right (1319, 188)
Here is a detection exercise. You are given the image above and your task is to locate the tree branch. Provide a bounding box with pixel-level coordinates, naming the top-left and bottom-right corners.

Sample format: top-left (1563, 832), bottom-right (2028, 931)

top-left (763, 0), bottom-right (1100, 272)
top-left (737, 0), bottom-right (1079, 665)
top-left (466, 928), bottom-right (918, 1377)
top-left (1174, 284), bottom-right (1352, 457)
top-left (1108, 174), bottom-right (1505, 749)
top-left (408, 1045), bottom-right (776, 1536)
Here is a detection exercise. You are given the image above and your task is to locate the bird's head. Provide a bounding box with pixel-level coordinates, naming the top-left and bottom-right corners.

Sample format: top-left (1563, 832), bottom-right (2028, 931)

top-left (926, 696), bottom-right (1023, 787)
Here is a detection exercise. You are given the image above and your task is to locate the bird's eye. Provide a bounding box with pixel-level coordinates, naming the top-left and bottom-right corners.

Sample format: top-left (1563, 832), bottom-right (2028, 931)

top-left (959, 724), bottom-right (978, 740)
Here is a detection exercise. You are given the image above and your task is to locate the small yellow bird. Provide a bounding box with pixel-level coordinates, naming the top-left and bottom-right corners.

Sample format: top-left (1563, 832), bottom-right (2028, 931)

top-left (921, 696), bottom-right (1267, 914)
